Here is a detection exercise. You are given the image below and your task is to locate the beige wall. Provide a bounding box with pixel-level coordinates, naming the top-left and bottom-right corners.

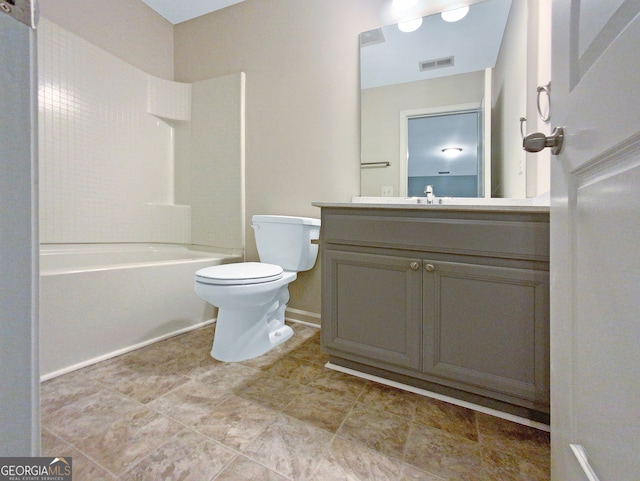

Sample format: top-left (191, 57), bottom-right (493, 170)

top-left (39, 0), bottom-right (174, 79)
top-left (175, 0), bottom-right (383, 316)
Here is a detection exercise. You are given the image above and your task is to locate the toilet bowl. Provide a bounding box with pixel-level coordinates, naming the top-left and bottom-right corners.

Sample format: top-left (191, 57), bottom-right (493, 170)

top-left (194, 215), bottom-right (320, 362)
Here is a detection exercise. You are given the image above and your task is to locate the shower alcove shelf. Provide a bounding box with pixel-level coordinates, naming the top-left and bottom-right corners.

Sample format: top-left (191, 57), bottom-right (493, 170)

top-left (313, 202), bottom-right (550, 421)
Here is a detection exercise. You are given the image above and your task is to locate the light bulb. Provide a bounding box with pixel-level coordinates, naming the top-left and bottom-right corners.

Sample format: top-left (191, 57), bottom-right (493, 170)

top-left (397, 17), bottom-right (423, 33)
top-left (441, 5), bottom-right (469, 22)
top-left (441, 147), bottom-right (463, 158)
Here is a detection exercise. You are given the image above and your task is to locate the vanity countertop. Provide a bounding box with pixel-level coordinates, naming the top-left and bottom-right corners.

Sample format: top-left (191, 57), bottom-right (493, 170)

top-left (312, 201), bottom-right (550, 214)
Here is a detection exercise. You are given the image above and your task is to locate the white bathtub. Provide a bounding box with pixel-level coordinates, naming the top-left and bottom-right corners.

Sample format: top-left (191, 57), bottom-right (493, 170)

top-left (39, 244), bottom-right (241, 380)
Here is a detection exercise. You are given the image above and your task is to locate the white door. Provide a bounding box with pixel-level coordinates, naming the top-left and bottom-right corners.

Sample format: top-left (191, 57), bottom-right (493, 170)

top-left (550, 1), bottom-right (640, 480)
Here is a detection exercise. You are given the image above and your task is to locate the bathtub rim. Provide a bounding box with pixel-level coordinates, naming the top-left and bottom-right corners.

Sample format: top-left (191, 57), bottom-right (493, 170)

top-left (39, 242), bottom-right (243, 276)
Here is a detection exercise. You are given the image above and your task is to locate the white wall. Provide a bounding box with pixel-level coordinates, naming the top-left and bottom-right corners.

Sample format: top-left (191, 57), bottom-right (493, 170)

top-left (175, 73), bottom-right (246, 252)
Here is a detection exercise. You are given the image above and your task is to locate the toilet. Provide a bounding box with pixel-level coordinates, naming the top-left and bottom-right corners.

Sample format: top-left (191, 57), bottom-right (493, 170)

top-left (194, 215), bottom-right (320, 362)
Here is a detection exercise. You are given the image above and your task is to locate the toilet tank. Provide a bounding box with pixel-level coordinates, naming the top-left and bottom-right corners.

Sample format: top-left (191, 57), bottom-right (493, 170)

top-left (252, 215), bottom-right (320, 271)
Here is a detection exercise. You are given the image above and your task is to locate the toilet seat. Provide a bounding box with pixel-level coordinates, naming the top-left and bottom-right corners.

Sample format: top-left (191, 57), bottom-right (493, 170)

top-left (195, 262), bottom-right (283, 286)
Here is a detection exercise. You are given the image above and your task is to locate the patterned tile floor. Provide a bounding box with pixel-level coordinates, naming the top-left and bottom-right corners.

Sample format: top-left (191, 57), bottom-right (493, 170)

top-left (41, 323), bottom-right (550, 480)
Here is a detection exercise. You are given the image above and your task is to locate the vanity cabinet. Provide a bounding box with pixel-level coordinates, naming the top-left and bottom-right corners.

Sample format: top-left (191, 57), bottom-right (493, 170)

top-left (318, 205), bottom-right (550, 414)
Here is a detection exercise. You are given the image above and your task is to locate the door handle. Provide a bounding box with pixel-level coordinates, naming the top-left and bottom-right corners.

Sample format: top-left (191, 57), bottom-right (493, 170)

top-left (523, 126), bottom-right (565, 155)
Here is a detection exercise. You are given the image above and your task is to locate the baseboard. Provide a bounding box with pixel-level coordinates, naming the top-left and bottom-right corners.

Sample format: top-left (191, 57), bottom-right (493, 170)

top-left (326, 362), bottom-right (550, 432)
top-left (285, 307), bottom-right (321, 328)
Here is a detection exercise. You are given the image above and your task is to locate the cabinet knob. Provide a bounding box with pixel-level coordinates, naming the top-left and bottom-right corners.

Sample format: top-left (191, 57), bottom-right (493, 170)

top-left (410, 261), bottom-right (420, 270)
top-left (425, 263), bottom-right (435, 272)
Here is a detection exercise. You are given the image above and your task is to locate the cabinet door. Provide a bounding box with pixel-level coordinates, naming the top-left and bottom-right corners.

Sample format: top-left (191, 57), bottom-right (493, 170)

top-left (422, 261), bottom-right (549, 405)
top-left (323, 250), bottom-right (422, 369)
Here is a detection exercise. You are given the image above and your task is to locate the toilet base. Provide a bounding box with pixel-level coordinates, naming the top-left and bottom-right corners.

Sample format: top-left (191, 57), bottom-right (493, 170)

top-left (210, 303), bottom-right (294, 362)
top-left (268, 322), bottom-right (294, 347)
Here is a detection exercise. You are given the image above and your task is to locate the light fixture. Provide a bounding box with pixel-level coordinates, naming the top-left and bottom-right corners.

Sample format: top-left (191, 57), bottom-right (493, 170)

top-left (397, 17), bottom-right (423, 32)
top-left (441, 5), bottom-right (469, 22)
top-left (441, 147), bottom-right (463, 158)
top-left (391, 0), bottom-right (422, 32)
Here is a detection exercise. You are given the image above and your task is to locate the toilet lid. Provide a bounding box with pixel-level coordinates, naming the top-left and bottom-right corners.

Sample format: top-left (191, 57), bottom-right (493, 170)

top-left (195, 262), bottom-right (283, 285)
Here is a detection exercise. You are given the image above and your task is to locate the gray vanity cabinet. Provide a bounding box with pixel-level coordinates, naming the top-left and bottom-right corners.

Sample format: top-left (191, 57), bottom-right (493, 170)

top-left (318, 205), bottom-right (550, 414)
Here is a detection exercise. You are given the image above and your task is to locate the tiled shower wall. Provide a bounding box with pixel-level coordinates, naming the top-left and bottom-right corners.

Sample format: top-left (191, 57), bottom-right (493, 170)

top-left (38, 19), bottom-right (243, 250)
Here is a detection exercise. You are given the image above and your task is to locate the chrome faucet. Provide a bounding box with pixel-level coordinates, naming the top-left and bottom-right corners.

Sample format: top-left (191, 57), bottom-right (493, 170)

top-left (424, 185), bottom-right (435, 204)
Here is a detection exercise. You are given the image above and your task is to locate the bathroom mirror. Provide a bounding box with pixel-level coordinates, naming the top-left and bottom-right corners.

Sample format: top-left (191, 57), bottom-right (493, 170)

top-left (360, 0), bottom-right (532, 198)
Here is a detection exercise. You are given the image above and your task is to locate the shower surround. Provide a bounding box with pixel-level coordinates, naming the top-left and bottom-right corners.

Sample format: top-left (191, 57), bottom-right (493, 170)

top-left (38, 18), bottom-right (244, 246)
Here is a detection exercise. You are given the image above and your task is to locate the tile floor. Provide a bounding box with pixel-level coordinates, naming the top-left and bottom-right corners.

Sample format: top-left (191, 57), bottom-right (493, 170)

top-left (41, 323), bottom-right (550, 480)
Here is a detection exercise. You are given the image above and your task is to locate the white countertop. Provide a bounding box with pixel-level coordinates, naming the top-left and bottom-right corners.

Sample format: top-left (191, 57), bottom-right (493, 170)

top-left (313, 196), bottom-right (550, 214)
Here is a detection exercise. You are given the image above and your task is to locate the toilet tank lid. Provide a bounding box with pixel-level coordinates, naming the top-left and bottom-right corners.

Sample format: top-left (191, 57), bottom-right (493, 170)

top-left (252, 215), bottom-right (320, 226)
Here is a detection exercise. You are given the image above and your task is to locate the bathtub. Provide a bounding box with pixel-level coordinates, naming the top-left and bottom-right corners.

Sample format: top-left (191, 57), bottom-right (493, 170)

top-left (39, 243), bottom-right (241, 380)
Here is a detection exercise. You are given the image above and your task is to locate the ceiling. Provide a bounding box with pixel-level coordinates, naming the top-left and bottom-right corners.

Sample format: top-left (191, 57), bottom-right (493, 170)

top-left (141, 0), bottom-right (245, 24)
